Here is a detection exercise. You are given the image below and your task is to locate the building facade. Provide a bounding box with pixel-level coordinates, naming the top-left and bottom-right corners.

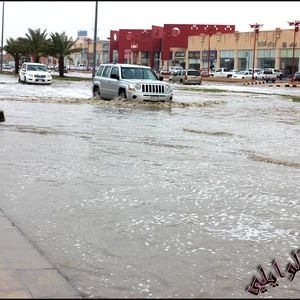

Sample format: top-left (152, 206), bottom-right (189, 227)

top-left (108, 24), bottom-right (300, 76)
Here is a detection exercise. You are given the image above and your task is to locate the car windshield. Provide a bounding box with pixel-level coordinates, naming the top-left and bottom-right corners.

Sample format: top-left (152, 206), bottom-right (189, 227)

top-left (121, 67), bottom-right (158, 80)
top-left (237, 71), bottom-right (246, 75)
top-left (27, 64), bottom-right (48, 72)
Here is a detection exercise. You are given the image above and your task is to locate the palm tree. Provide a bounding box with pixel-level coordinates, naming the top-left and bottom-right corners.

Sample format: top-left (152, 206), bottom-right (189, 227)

top-left (49, 32), bottom-right (83, 77)
top-left (24, 28), bottom-right (51, 63)
top-left (3, 37), bottom-right (30, 74)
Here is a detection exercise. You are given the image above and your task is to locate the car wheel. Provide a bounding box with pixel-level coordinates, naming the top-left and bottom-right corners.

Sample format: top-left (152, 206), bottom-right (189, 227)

top-left (93, 86), bottom-right (101, 98)
top-left (118, 89), bottom-right (126, 100)
top-left (23, 76), bottom-right (27, 84)
top-left (18, 76), bottom-right (21, 83)
top-left (180, 79), bottom-right (183, 84)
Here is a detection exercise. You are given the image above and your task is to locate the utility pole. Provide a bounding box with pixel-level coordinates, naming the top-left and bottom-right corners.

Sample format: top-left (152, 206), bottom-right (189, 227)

top-left (288, 20), bottom-right (300, 83)
top-left (92, 0), bottom-right (98, 79)
top-left (249, 23), bottom-right (263, 80)
top-left (1, 1), bottom-right (4, 72)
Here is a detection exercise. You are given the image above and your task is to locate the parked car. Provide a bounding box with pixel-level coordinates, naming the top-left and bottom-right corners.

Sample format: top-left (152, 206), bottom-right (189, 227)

top-left (255, 71), bottom-right (265, 80)
top-left (169, 69), bottom-right (202, 85)
top-left (248, 68), bottom-right (263, 74)
top-left (18, 62), bottom-right (52, 85)
top-left (92, 63), bottom-right (173, 102)
top-left (55, 65), bottom-right (68, 73)
top-left (262, 69), bottom-right (277, 83)
top-left (169, 66), bottom-right (184, 74)
top-left (77, 64), bottom-right (87, 71)
top-left (68, 65), bottom-right (77, 71)
top-left (293, 71), bottom-right (300, 81)
top-left (232, 70), bottom-right (256, 79)
top-left (200, 67), bottom-right (212, 77)
top-left (265, 68), bottom-right (283, 80)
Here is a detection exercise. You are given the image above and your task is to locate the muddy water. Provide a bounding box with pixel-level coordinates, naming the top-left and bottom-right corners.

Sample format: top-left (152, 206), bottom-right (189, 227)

top-left (0, 75), bottom-right (300, 298)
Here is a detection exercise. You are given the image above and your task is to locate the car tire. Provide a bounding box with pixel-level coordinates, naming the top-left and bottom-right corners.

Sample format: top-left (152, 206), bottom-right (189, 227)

top-left (118, 89), bottom-right (126, 100)
top-left (23, 76), bottom-right (27, 84)
top-left (180, 79), bottom-right (183, 84)
top-left (18, 76), bottom-right (21, 83)
top-left (93, 86), bottom-right (101, 98)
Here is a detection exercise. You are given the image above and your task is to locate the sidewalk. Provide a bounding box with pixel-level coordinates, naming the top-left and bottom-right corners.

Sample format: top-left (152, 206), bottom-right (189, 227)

top-left (0, 209), bottom-right (82, 298)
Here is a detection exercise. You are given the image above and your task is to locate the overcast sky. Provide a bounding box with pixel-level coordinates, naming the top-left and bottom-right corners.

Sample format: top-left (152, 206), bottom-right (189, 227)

top-left (1, 1), bottom-right (299, 43)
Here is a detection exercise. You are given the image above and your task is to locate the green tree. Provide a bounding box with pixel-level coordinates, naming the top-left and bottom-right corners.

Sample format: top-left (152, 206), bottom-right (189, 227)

top-left (3, 37), bottom-right (30, 74)
top-left (24, 28), bottom-right (51, 63)
top-left (49, 32), bottom-right (83, 77)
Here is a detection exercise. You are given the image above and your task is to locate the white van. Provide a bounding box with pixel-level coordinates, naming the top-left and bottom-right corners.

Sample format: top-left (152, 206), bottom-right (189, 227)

top-left (77, 64), bottom-right (87, 71)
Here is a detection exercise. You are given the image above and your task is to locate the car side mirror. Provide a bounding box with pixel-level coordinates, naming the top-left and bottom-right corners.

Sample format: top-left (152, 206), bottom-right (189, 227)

top-left (111, 73), bottom-right (119, 80)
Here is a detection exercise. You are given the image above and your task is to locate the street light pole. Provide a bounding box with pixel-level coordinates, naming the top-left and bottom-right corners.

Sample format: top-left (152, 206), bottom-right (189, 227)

top-left (92, 0), bottom-right (98, 79)
top-left (207, 28), bottom-right (212, 76)
top-left (249, 23), bottom-right (263, 80)
top-left (1, 1), bottom-right (4, 72)
top-left (288, 20), bottom-right (300, 83)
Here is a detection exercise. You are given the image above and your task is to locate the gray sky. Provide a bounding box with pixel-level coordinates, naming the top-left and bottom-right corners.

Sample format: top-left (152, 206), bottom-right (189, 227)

top-left (1, 1), bottom-right (299, 43)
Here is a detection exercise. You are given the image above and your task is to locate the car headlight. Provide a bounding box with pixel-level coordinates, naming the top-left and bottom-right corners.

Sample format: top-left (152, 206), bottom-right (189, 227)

top-left (28, 73), bottom-right (33, 78)
top-left (165, 84), bottom-right (171, 92)
top-left (134, 83), bottom-right (141, 90)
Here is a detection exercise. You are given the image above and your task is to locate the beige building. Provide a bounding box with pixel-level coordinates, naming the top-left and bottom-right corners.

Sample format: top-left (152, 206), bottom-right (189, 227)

top-left (180, 27), bottom-right (299, 77)
top-left (67, 37), bottom-right (110, 67)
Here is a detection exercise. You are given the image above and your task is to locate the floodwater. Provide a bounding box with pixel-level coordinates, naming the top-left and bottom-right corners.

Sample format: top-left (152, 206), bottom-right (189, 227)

top-left (0, 73), bottom-right (300, 298)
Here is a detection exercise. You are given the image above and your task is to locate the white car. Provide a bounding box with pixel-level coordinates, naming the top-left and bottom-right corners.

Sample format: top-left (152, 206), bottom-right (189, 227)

top-left (169, 66), bottom-right (184, 74)
top-left (255, 71), bottom-right (265, 80)
top-left (232, 70), bottom-right (255, 79)
top-left (77, 64), bottom-right (87, 71)
top-left (18, 62), bottom-right (52, 85)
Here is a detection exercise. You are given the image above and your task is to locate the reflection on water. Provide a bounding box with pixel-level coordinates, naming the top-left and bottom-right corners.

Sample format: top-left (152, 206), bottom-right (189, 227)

top-left (1, 79), bottom-right (300, 298)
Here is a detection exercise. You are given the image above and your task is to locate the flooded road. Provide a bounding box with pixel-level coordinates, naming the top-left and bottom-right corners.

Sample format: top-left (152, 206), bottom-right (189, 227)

top-left (0, 74), bottom-right (300, 298)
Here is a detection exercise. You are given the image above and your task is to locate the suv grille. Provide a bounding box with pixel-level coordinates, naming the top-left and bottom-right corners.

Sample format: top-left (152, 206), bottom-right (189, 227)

top-left (142, 84), bottom-right (165, 93)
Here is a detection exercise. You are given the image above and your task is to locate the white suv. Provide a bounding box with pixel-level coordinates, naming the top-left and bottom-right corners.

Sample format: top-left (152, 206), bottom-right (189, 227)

top-left (18, 62), bottom-right (52, 85)
top-left (92, 63), bottom-right (173, 103)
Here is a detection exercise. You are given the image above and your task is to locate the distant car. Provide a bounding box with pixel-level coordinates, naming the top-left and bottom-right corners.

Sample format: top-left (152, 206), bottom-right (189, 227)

top-left (232, 70), bottom-right (253, 79)
top-left (68, 65), bottom-right (77, 71)
top-left (55, 65), bottom-right (68, 73)
top-left (229, 69), bottom-right (239, 75)
top-left (169, 66), bottom-right (184, 74)
top-left (18, 62), bottom-right (52, 85)
top-left (255, 71), bottom-right (265, 80)
top-left (200, 67), bottom-right (212, 77)
top-left (293, 71), bottom-right (300, 81)
top-left (77, 64), bottom-right (87, 71)
top-left (169, 69), bottom-right (202, 85)
top-left (248, 68), bottom-right (263, 76)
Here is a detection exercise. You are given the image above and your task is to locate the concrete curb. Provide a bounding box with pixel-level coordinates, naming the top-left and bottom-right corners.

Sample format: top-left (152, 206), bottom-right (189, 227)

top-left (0, 210), bottom-right (82, 298)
